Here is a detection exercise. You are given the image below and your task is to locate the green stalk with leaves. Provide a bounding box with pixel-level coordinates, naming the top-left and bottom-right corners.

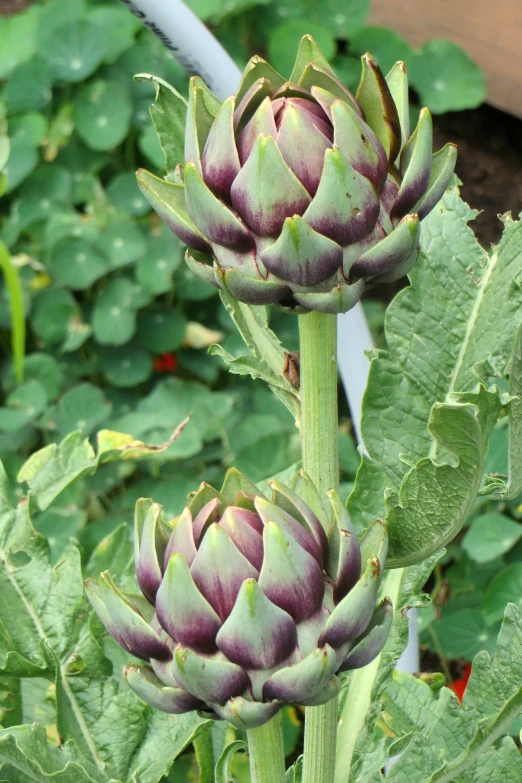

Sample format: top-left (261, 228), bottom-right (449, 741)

top-left (1, 29), bottom-right (522, 783)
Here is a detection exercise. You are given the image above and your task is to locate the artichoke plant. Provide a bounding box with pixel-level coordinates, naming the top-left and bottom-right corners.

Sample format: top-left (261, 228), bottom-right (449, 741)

top-left (137, 36), bottom-right (456, 313)
top-left (86, 469), bottom-right (391, 729)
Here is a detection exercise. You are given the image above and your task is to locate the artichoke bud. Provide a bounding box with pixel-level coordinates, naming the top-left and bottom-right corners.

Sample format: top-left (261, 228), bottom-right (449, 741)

top-left (137, 36), bottom-right (456, 314)
top-left (86, 469), bottom-right (392, 729)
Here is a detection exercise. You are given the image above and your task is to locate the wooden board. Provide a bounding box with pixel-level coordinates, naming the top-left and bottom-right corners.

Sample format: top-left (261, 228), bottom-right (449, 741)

top-left (369, 0), bottom-right (522, 118)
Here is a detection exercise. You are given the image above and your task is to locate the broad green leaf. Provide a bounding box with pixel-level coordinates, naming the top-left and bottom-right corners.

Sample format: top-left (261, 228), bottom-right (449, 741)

top-left (0, 241), bottom-right (25, 384)
top-left (382, 604), bottom-right (522, 782)
top-left (97, 414), bottom-right (191, 462)
top-left (173, 264), bottom-right (218, 301)
top-left (43, 21), bottom-right (105, 83)
top-left (350, 186), bottom-right (522, 565)
top-left (94, 220), bottom-right (145, 269)
top-left (98, 346), bottom-right (152, 388)
top-left (16, 165), bottom-right (72, 229)
top-left (0, 725), bottom-right (109, 783)
top-left (410, 40), bottom-right (486, 114)
top-left (137, 307), bottom-right (186, 353)
top-left (482, 564), bottom-right (522, 625)
top-left (42, 384), bottom-right (112, 440)
top-left (266, 0), bottom-right (369, 39)
top-left (89, 6), bottom-right (141, 64)
top-left (50, 238), bottom-right (109, 290)
top-left (5, 57), bottom-right (52, 114)
top-left (17, 431), bottom-right (96, 511)
top-left (349, 26), bottom-right (413, 74)
top-left (75, 81), bottom-right (132, 151)
top-left (430, 608), bottom-right (499, 660)
top-left (462, 511), bottom-right (522, 563)
top-left (37, 0), bottom-right (87, 43)
top-left (8, 114), bottom-right (48, 148)
top-left (0, 6), bottom-right (41, 79)
top-left (106, 172), bottom-right (149, 217)
top-left (0, 381), bottom-right (47, 432)
top-left (2, 137), bottom-right (39, 194)
top-left (137, 123), bottom-right (165, 169)
top-left (268, 20), bottom-right (336, 77)
top-left (92, 279), bottom-right (138, 347)
top-left (1, 352), bottom-right (63, 399)
top-left (135, 74), bottom-right (187, 181)
top-left (219, 292), bottom-right (300, 423)
top-left (31, 289), bottom-right (80, 347)
top-left (136, 231), bottom-right (183, 295)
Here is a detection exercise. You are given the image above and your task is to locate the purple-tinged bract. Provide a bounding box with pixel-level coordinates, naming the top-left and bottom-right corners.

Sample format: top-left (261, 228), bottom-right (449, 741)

top-left (137, 36), bottom-right (456, 313)
top-left (86, 469), bottom-right (392, 729)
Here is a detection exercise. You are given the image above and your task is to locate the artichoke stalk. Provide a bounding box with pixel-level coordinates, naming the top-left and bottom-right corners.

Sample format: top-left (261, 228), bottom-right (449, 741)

top-left (86, 470), bottom-right (391, 729)
top-left (137, 35), bottom-right (456, 314)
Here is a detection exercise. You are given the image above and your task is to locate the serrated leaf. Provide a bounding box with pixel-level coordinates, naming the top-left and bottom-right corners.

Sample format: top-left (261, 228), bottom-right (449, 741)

top-left (350, 186), bottom-right (522, 565)
top-left (218, 292), bottom-right (300, 423)
top-left (382, 604), bottom-right (522, 783)
top-left (135, 74), bottom-right (186, 181)
top-left (0, 725), bottom-right (109, 783)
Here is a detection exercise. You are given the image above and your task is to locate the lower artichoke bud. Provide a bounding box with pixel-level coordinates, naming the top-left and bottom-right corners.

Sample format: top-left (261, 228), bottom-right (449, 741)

top-left (86, 469), bottom-right (392, 729)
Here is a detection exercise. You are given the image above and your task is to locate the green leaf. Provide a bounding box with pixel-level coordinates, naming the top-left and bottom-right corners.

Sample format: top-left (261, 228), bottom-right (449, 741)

top-left (215, 740), bottom-right (246, 783)
top-left (349, 26), bottom-right (413, 74)
top-left (137, 308), bottom-right (186, 353)
top-left (0, 6), bottom-right (41, 79)
top-left (89, 6), bottom-right (141, 64)
top-left (482, 564), bottom-right (522, 625)
top-left (268, 20), bottom-right (336, 77)
top-left (462, 512), bottom-right (522, 563)
top-left (92, 280), bottom-right (137, 347)
top-left (135, 74), bottom-right (187, 181)
top-left (266, 0), bottom-right (369, 39)
top-left (8, 114), bottom-right (48, 148)
top-left (2, 353), bottom-right (64, 401)
top-left (17, 431), bottom-right (96, 511)
top-left (75, 81), bottom-right (132, 151)
top-left (5, 57), bottom-right (52, 114)
top-left (43, 21), bottom-right (105, 83)
top-left (430, 608), bottom-right (499, 660)
top-left (0, 382), bottom-right (47, 432)
top-left (382, 604), bottom-right (522, 783)
top-left (94, 220), bottom-right (145, 269)
top-left (503, 323), bottom-right (522, 498)
top-left (410, 40), bottom-right (486, 114)
top-left (106, 172), bottom-right (150, 217)
top-left (136, 230), bottom-right (183, 295)
top-left (218, 292), bottom-right (300, 423)
top-left (98, 346), bottom-right (153, 388)
top-left (31, 290), bottom-right (80, 347)
top-left (2, 137), bottom-right (39, 194)
top-left (350, 186), bottom-right (522, 565)
top-left (49, 238), bottom-right (109, 290)
top-left (42, 384), bottom-right (112, 440)
top-left (0, 725), bottom-right (109, 783)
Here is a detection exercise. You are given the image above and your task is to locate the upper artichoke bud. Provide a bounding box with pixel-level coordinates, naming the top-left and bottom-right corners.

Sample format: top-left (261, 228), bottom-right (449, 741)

top-left (86, 469), bottom-right (392, 729)
top-left (137, 36), bottom-right (456, 314)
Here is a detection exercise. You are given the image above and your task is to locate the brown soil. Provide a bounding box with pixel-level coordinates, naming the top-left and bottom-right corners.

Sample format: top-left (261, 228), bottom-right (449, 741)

top-left (433, 104), bottom-right (522, 247)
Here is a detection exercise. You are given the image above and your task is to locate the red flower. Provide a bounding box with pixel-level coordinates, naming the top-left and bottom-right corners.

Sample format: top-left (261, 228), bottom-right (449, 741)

top-left (449, 663), bottom-right (472, 702)
top-left (154, 353), bottom-right (177, 373)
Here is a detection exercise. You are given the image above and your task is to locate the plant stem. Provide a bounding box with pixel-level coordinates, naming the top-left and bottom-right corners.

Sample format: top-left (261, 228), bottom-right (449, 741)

top-left (247, 712), bottom-right (286, 783)
top-left (334, 568), bottom-right (404, 783)
top-left (298, 311), bottom-right (339, 783)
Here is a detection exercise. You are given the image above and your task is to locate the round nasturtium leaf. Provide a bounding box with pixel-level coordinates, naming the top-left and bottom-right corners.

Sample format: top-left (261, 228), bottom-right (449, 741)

top-left (95, 219), bottom-right (146, 269)
top-left (17, 165), bottom-right (73, 228)
top-left (409, 40), bottom-right (486, 114)
top-left (137, 308), bottom-right (187, 353)
top-left (2, 381), bottom-right (48, 431)
top-left (37, 0), bottom-right (87, 44)
top-left (75, 80), bottom-right (133, 151)
top-left (43, 383), bottom-right (112, 439)
top-left (1, 353), bottom-right (64, 401)
top-left (0, 5), bottom-right (41, 79)
top-left (8, 114), bottom-right (48, 148)
top-left (44, 20), bottom-right (106, 83)
top-left (173, 265), bottom-right (218, 301)
top-left (5, 57), bottom-right (53, 114)
top-left (266, 0), bottom-right (369, 40)
top-left (482, 564), bottom-right (522, 626)
top-left (3, 137), bottom-right (39, 194)
top-left (107, 172), bottom-right (150, 217)
top-left (50, 237), bottom-right (109, 290)
top-left (136, 231), bottom-right (183, 295)
top-left (31, 289), bottom-right (80, 346)
top-left (268, 19), bottom-right (336, 77)
top-left (138, 123), bottom-right (165, 169)
top-left (92, 278), bottom-right (138, 347)
top-left (88, 6), bottom-right (142, 64)
top-left (99, 346), bottom-right (153, 388)
top-left (349, 26), bottom-right (413, 74)
top-left (462, 512), bottom-right (522, 564)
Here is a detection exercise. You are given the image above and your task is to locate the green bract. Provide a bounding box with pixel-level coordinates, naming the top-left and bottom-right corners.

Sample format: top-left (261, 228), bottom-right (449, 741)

top-left (137, 36), bottom-right (456, 313)
top-left (86, 469), bottom-right (391, 728)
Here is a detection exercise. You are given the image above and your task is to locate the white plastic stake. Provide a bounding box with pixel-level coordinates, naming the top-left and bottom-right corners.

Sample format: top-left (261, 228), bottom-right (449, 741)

top-left (119, 0), bottom-right (418, 673)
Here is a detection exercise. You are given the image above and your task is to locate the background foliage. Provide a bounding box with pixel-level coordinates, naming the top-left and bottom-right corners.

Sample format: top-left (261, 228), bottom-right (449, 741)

top-left (1, 0), bottom-right (521, 779)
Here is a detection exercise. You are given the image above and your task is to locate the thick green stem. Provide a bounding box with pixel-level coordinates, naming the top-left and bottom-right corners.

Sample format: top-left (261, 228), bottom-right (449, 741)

top-left (247, 712), bottom-right (286, 783)
top-left (298, 311), bottom-right (339, 783)
top-left (334, 568), bottom-right (404, 783)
